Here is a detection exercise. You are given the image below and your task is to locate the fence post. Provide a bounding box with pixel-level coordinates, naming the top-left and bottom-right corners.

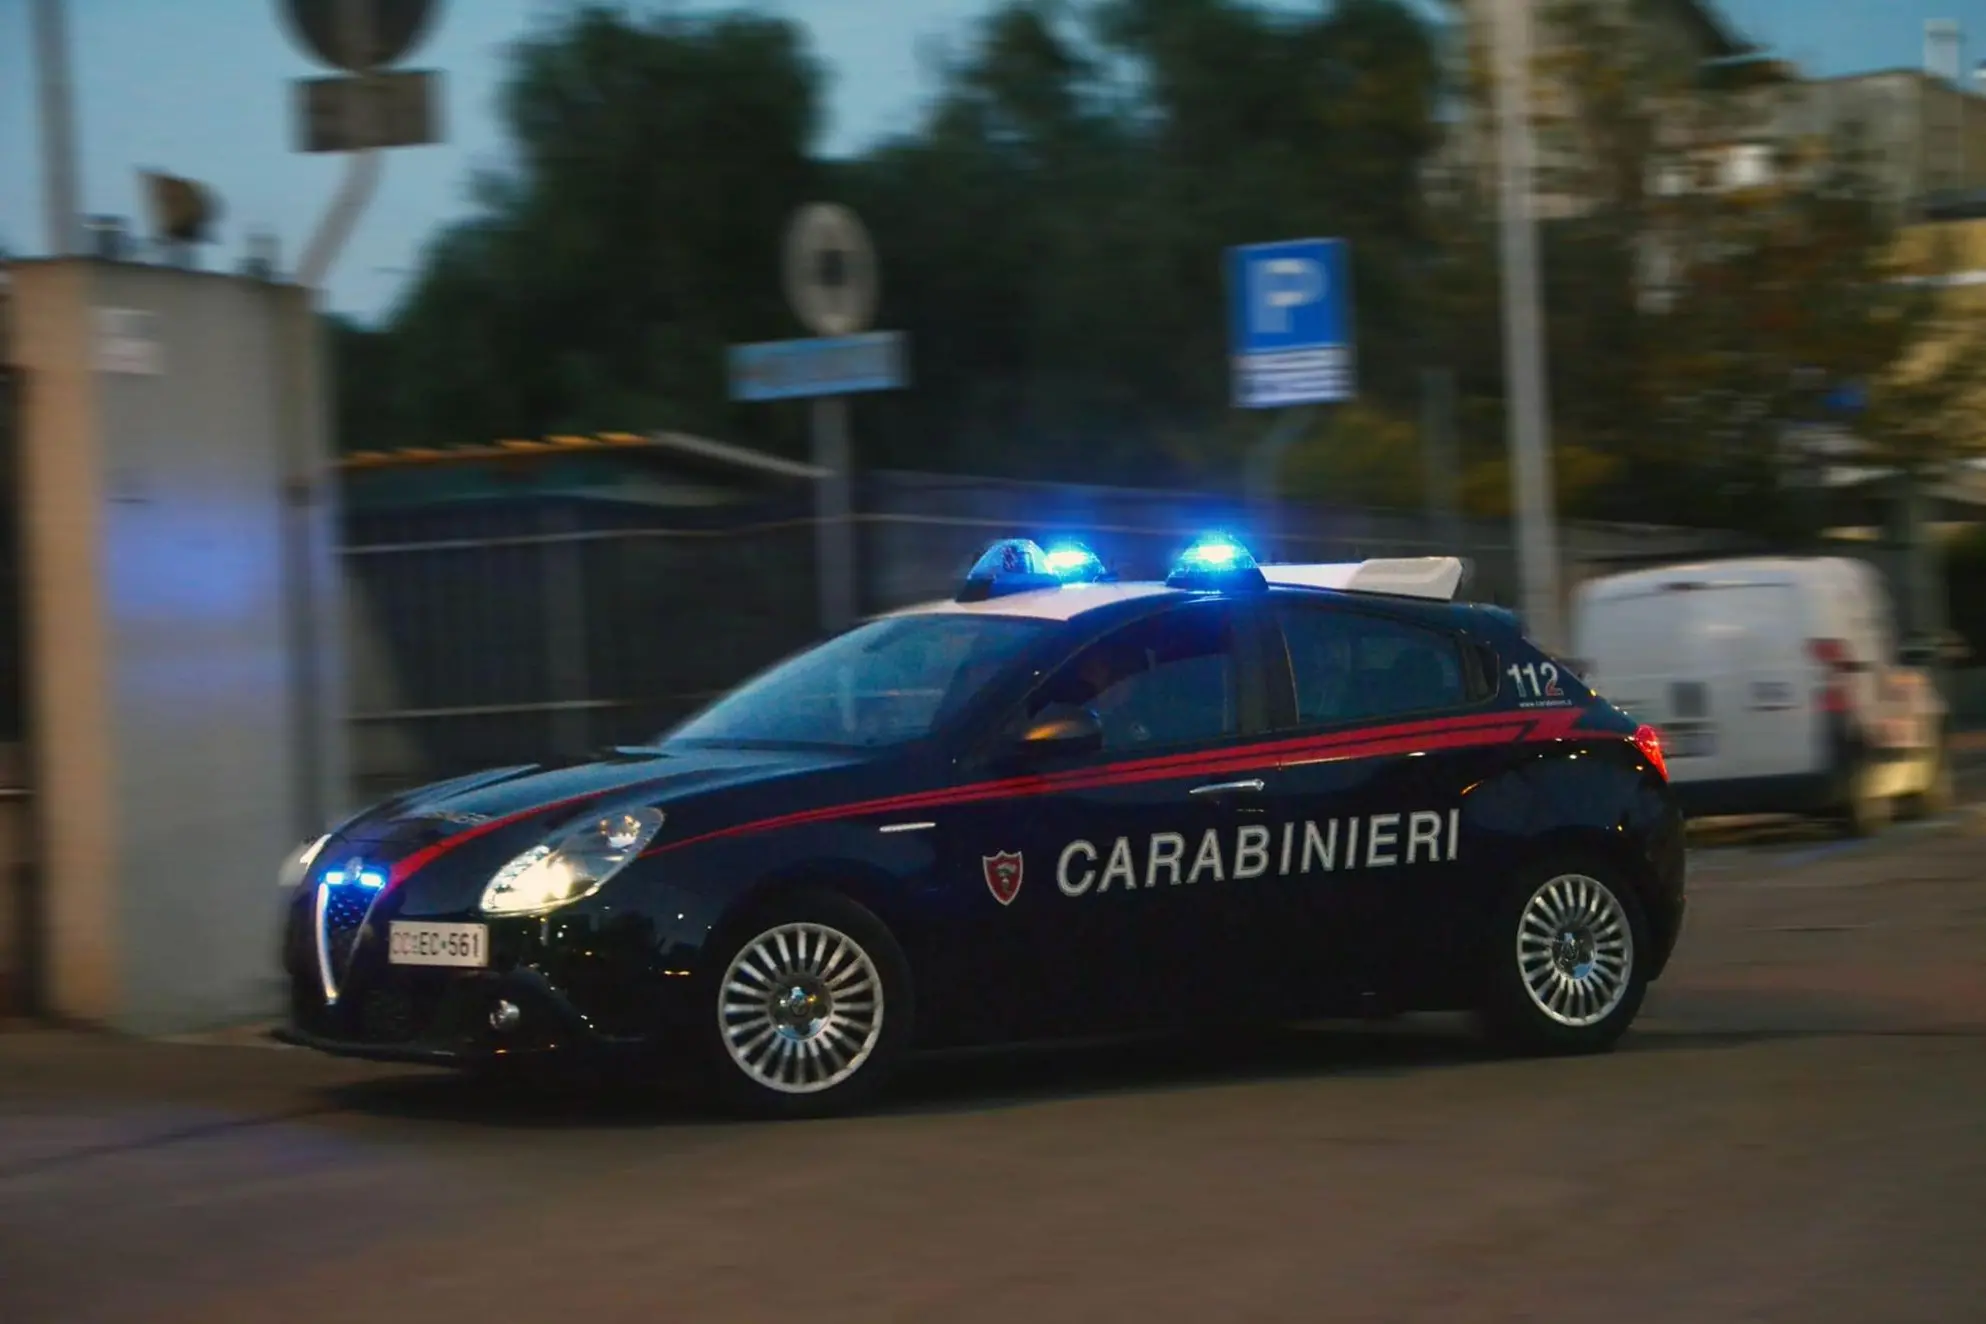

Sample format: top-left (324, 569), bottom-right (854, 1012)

top-left (1421, 366), bottom-right (1463, 558)
top-left (542, 501), bottom-right (591, 757)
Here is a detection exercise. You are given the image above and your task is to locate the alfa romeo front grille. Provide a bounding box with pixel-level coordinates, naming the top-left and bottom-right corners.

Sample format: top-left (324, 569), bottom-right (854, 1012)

top-left (313, 880), bottom-right (379, 1004)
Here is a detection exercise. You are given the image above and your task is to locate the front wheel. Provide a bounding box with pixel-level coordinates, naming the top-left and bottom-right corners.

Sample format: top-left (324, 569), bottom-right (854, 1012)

top-left (1481, 862), bottom-right (1649, 1056)
top-left (697, 890), bottom-right (913, 1119)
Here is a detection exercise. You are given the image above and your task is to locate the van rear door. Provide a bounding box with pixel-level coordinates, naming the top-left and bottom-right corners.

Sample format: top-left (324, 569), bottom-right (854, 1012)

top-left (1576, 587), bottom-right (1718, 770)
top-left (1577, 581), bottom-right (1807, 785)
top-left (1703, 584), bottom-right (1810, 783)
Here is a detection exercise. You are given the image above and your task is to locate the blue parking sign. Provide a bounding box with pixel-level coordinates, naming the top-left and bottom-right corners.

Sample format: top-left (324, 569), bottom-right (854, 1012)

top-left (1226, 238), bottom-right (1355, 408)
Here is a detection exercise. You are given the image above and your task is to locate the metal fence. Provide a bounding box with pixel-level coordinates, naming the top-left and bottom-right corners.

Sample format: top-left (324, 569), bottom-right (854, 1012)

top-left (344, 489), bottom-right (822, 802)
top-left (342, 468), bottom-right (1756, 804)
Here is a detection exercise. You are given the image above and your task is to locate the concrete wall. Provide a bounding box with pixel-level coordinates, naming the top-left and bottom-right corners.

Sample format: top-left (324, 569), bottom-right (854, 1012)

top-left (9, 259), bottom-right (345, 1033)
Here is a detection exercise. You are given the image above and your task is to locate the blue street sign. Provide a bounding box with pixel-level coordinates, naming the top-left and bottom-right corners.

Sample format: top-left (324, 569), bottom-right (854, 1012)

top-left (1225, 238), bottom-right (1355, 409)
top-left (727, 331), bottom-right (908, 403)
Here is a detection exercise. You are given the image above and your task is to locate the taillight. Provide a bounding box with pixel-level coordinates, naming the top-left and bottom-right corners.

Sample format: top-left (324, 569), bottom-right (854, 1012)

top-left (1809, 637), bottom-right (1851, 711)
top-left (1631, 724), bottom-right (1669, 781)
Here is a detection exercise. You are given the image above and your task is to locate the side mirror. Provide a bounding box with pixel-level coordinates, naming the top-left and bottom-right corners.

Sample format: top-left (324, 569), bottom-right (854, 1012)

top-left (1014, 704), bottom-right (1103, 759)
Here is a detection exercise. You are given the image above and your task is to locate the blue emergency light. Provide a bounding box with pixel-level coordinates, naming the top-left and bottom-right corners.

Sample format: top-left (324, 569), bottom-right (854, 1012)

top-left (957, 539), bottom-right (1063, 602)
top-left (1165, 533), bottom-right (1266, 592)
top-left (957, 538), bottom-right (1114, 601)
top-left (1042, 542), bottom-right (1109, 583)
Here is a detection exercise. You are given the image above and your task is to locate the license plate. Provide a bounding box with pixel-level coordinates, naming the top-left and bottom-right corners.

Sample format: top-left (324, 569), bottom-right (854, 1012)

top-left (388, 921), bottom-right (489, 968)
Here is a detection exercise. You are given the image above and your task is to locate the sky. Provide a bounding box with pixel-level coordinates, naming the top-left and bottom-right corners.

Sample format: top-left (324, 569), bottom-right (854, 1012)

top-left (4, 0), bottom-right (1986, 324)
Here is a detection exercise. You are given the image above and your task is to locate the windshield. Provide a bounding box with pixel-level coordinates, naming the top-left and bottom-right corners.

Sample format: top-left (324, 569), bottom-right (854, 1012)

top-left (666, 613), bottom-right (1052, 748)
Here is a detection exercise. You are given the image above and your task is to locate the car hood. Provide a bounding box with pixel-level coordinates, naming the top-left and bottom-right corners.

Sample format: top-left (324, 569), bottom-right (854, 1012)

top-left (327, 744), bottom-right (863, 890)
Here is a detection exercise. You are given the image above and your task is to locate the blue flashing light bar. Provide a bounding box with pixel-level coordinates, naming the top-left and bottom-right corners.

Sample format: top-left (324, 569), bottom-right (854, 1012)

top-left (324, 867), bottom-right (386, 890)
top-left (1166, 533), bottom-right (1267, 592)
top-left (957, 538), bottom-right (1067, 602)
top-left (1042, 542), bottom-right (1109, 582)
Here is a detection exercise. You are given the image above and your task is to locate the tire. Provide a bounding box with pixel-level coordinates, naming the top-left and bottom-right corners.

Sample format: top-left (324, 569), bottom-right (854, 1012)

top-left (1896, 740), bottom-right (1954, 822)
top-left (1481, 859), bottom-right (1650, 1057)
top-left (695, 889), bottom-right (913, 1119)
top-left (1835, 757), bottom-right (1891, 838)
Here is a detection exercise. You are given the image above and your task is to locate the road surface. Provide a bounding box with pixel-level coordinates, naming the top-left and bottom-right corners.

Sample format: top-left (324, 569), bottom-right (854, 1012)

top-left (3, 814), bottom-right (1983, 1323)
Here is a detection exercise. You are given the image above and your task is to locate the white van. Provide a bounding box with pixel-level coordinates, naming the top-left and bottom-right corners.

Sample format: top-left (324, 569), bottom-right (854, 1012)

top-left (1570, 557), bottom-right (1949, 832)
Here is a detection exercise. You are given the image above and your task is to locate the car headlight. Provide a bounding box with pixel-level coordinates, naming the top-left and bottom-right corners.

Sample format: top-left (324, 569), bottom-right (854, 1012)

top-left (479, 807), bottom-right (665, 917)
top-left (279, 834), bottom-right (332, 891)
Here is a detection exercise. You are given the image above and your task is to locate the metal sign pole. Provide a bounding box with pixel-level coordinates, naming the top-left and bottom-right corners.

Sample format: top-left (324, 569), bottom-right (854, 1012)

top-left (297, 0), bottom-right (384, 288)
top-left (740, 202), bottom-right (902, 639)
top-left (296, 152), bottom-right (383, 288)
top-left (1421, 366), bottom-right (1462, 554)
top-left (1491, 0), bottom-right (1564, 645)
top-left (30, 0), bottom-right (82, 257)
top-left (1247, 406), bottom-right (1316, 560)
top-left (287, 0), bottom-right (377, 836)
top-left (813, 397), bottom-right (855, 633)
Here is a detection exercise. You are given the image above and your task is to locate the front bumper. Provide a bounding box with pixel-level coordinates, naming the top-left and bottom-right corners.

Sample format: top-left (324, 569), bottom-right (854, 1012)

top-left (283, 963), bottom-right (661, 1069)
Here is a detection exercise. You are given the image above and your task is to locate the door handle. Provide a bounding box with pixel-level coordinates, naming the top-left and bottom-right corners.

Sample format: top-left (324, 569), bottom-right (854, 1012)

top-left (1190, 779), bottom-right (1266, 797)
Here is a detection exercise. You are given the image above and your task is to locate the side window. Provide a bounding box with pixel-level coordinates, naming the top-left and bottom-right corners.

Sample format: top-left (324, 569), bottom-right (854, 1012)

top-left (1274, 603), bottom-right (1468, 725)
top-left (1027, 605), bottom-right (1237, 751)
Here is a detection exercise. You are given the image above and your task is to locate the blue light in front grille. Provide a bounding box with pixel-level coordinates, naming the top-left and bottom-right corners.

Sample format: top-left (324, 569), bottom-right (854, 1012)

top-left (323, 867), bottom-right (386, 890)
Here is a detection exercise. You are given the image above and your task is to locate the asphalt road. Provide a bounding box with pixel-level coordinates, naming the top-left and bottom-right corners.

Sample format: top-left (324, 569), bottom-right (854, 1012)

top-left (4, 814), bottom-right (1984, 1324)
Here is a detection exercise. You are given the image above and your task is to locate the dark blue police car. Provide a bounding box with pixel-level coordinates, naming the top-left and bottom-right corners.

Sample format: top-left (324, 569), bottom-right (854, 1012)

top-left (278, 536), bottom-right (1685, 1117)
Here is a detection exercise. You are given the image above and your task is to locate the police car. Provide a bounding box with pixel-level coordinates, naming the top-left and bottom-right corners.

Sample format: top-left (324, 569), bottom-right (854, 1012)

top-left (278, 536), bottom-right (1685, 1117)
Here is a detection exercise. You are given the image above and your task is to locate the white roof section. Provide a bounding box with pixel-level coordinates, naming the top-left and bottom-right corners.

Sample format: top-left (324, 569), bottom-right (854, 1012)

top-left (885, 582), bottom-right (1178, 622)
top-left (1264, 557), bottom-right (1466, 602)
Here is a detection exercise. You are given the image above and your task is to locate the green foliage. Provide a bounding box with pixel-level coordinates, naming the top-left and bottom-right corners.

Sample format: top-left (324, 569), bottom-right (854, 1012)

top-left (359, 5), bottom-right (824, 455)
top-left (343, 0), bottom-right (1446, 486)
top-left (1428, 0), bottom-right (1986, 534)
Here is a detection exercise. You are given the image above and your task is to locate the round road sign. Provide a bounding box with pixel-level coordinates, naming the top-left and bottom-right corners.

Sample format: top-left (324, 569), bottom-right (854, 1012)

top-left (278, 0), bottom-right (441, 73)
top-left (783, 203), bottom-right (878, 337)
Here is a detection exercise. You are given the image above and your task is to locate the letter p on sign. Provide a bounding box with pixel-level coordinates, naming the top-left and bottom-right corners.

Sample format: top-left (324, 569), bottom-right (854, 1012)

top-left (1251, 258), bottom-right (1325, 335)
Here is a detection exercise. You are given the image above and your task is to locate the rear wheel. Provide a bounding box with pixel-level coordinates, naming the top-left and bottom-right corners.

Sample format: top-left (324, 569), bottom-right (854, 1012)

top-left (1481, 861), bottom-right (1649, 1056)
top-left (1835, 758), bottom-right (1892, 838)
top-left (1896, 739), bottom-right (1953, 822)
top-left (697, 890), bottom-right (912, 1119)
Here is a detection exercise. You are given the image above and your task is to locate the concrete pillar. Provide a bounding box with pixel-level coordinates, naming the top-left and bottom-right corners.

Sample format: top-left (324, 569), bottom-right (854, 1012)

top-left (8, 259), bottom-right (348, 1032)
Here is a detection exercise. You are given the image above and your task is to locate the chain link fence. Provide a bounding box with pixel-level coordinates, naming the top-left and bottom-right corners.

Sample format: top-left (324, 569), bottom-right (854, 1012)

top-left (341, 468), bottom-right (1756, 803)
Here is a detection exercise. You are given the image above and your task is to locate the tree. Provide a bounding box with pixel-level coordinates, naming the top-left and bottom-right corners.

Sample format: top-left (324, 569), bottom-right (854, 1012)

top-left (360, 6), bottom-right (825, 454)
top-left (1427, 0), bottom-right (1986, 535)
top-left (343, 0), bottom-right (1452, 501)
top-left (849, 0), bottom-right (1444, 485)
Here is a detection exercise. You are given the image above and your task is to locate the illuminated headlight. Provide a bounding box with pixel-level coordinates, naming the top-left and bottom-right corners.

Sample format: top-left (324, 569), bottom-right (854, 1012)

top-left (479, 808), bottom-right (665, 917)
top-left (278, 834), bottom-right (332, 891)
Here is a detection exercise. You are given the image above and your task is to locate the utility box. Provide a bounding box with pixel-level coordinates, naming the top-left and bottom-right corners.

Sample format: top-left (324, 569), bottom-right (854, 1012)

top-left (7, 259), bottom-right (348, 1033)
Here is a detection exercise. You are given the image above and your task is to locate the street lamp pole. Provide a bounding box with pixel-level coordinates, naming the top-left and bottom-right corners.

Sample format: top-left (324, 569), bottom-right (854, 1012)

top-left (31, 0), bottom-right (83, 257)
top-left (1489, 0), bottom-right (1564, 644)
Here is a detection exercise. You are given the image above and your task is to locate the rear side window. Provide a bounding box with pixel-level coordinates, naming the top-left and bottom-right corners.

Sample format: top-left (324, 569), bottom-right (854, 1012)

top-left (1273, 602), bottom-right (1469, 725)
